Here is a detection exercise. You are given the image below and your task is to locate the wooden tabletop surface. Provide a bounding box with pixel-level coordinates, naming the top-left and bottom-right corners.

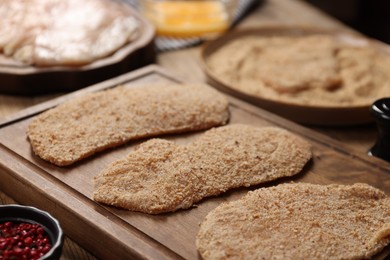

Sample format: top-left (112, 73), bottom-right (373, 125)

top-left (0, 0), bottom-right (385, 259)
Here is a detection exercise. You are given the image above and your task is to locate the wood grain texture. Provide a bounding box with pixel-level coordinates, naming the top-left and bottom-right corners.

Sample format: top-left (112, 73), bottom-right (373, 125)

top-left (0, 65), bottom-right (388, 259)
top-left (0, 0), bottom-right (388, 258)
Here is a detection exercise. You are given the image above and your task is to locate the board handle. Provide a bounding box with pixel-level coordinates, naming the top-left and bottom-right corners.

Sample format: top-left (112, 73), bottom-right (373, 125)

top-left (369, 98), bottom-right (390, 162)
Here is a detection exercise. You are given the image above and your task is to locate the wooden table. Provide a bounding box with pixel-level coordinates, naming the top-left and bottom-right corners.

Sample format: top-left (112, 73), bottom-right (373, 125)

top-left (0, 0), bottom-right (385, 259)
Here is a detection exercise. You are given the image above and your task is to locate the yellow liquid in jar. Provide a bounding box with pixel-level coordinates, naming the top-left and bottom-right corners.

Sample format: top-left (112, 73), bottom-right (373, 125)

top-left (144, 1), bottom-right (230, 38)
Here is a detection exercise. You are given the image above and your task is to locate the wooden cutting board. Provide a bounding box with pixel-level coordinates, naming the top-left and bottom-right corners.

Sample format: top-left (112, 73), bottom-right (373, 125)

top-left (0, 65), bottom-right (389, 259)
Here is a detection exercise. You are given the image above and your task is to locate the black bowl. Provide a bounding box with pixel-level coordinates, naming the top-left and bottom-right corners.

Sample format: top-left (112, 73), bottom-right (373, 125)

top-left (0, 204), bottom-right (64, 260)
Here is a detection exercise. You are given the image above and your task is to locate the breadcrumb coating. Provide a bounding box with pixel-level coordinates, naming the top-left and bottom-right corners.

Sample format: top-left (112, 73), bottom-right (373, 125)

top-left (207, 34), bottom-right (390, 107)
top-left (93, 124), bottom-right (312, 214)
top-left (27, 84), bottom-right (229, 166)
top-left (196, 183), bottom-right (390, 260)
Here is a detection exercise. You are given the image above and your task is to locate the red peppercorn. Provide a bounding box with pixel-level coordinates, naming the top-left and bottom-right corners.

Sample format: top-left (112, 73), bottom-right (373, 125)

top-left (36, 228), bottom-right (44, 235)
top-left (0, 221), bottom-right (52, 260)
top-left (23, 237), bottom-right (33, 246)
top-left (4, 223), bottom-right (12, 229)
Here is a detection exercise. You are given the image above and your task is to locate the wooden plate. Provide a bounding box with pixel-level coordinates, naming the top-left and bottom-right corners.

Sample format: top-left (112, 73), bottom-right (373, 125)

top-left (201, 26), bottom-right (390, 126)
top-left (0, 4), bottom-right (155, 96)
top-left (0, 65), bottom-right (388, 259)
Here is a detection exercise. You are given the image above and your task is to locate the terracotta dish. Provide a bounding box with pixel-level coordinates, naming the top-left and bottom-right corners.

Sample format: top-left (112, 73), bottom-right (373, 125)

top-left (201, 26), bottom-right (390, 126)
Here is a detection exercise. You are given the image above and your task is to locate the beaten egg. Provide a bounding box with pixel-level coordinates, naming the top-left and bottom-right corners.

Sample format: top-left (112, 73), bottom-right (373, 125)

top-left (142, 0), bottom-right (232, 38)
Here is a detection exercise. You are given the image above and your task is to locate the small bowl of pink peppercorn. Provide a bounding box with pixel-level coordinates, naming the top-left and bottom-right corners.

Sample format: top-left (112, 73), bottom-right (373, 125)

top-left (0, 204), bottom-right (64, 260)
